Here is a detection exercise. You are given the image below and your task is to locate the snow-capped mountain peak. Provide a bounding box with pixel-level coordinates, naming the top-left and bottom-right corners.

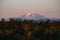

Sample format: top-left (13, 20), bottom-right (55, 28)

top-left (2, 11), bottom-right (60, 22)
top-left (22, 12), bottom-right (37, 18)
top-left (22, 12), bottom-right (47, 19)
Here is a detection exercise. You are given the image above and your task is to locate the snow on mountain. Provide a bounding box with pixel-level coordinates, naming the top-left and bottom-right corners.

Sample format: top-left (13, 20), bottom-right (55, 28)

top-left (3, 12), bottom-right (60, 22)
top-left (21, 12), bottom-right (47, 20)
top-left (49, 18), bottom-right (60, 22)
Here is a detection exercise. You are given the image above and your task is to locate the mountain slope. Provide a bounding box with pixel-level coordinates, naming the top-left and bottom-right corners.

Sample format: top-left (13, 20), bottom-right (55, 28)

top-left (4, 12), bottom-right (60, 22)
top-left (21, 12), bottom-right (47, 20)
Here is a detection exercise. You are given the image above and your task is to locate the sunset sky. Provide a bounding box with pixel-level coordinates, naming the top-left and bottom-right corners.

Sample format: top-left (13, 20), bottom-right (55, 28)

top-left (0, 0), bottom-right (60, 18)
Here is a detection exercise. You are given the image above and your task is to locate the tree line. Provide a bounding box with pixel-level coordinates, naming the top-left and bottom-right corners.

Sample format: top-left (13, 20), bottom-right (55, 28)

top-left (0, 18), bottom-right (60, 40)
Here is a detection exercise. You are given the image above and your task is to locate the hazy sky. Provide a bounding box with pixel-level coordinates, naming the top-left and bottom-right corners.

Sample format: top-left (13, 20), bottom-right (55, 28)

top-left (0, 0), bottom-right (60, 18)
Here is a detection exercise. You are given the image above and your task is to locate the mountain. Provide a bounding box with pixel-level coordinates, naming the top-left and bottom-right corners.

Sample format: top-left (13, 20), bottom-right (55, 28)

top-left (5, 12), bottom-right (47, 22)
top-left (49, 18), bottom-right (60, 22)
top-left (21, 12), bottom-right (47, 20)
top-left (3, 12), bottom-right (60, 22)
